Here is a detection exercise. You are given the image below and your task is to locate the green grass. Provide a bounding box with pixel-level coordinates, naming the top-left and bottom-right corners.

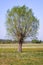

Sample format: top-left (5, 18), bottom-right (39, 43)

top-left (0, 47), bottom-right (43, 65)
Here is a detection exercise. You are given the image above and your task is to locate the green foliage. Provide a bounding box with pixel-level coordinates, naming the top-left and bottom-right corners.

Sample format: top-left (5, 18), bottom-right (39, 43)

top-left (32, 39), bottom-right (42, 43)
top-left (6, 5), bottom-right (39, 41)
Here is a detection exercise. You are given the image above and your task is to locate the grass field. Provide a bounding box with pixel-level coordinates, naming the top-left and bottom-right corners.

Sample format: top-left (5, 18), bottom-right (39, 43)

top-left (0, 43), bottom-right (43, 65)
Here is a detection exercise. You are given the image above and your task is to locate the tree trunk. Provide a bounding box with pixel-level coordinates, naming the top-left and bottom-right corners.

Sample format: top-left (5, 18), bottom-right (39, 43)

top-left (18, 42), bottom-right (22, 52)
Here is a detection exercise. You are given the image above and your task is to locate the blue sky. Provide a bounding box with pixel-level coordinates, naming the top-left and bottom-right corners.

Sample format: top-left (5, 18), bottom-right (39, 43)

top-left (0, 0), bottom-right (43, 40)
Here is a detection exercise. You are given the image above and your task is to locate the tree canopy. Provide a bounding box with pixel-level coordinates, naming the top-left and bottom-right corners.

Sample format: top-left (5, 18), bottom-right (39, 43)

top-left (6, 5), bottom-right (39, 41)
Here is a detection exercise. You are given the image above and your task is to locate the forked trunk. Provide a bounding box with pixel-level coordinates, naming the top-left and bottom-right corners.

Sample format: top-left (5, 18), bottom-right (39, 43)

top-left (18, 42), bottom-right (22, 52)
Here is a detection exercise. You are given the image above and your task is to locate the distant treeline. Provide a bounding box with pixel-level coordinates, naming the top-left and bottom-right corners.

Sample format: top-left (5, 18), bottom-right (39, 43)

top-left (0, 39), bottom-right (43, 44)
top-left (0, 39), bottom-right (15, 44)
top-left (0, 39), bottom-right (30, 44)
top-left (32, 39), bottom-right (43, 43)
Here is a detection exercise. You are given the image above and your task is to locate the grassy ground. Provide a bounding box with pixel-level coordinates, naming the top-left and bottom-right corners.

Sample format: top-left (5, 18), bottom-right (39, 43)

top-left (0, 44), bottom-right (43, 65)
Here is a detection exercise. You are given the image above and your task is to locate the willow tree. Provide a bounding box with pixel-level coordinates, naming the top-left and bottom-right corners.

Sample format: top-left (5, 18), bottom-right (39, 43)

top-left (6, 5), bottom-right (39, 52)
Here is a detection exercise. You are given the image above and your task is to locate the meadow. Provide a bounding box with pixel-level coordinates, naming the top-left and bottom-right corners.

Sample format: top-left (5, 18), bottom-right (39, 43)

top-left (0, 43), bottom-right (43, 65)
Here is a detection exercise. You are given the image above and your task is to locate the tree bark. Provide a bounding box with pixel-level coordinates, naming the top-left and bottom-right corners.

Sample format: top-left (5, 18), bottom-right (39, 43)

top-left (18, 41), bottom-right (22, 52)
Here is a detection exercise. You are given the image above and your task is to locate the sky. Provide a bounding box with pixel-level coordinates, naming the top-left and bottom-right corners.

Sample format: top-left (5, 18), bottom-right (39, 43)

top-left (0, 0), bottom-right (43, 40)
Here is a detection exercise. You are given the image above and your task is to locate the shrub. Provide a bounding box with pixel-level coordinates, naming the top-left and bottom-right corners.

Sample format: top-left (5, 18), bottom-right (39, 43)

top-left (32, 39), bottom-right (42, 43)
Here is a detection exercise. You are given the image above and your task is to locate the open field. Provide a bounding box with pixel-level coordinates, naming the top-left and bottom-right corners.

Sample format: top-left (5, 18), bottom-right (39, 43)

top-left (0, 43), bottom-right (43, 48)
top-left (0, 43), bottom-right (43, 65)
